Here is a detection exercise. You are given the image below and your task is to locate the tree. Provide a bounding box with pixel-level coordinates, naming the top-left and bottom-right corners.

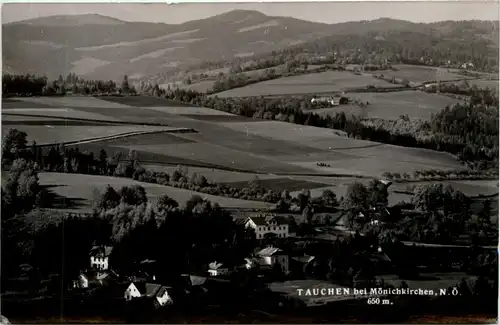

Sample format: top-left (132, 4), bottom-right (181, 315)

top-left (297, 189), bottom-right (311, 212)
top-left (302, 205), bottom-right (314, 224)
top-left (367, 180), bottom-right (388, 207)
top-left (121, 75), bottom-right (130, 94)
top-left (2, 128), bottom-right (28, 164)
top-left (119, 185), bottom-right (147, 206)
top-left (344, 182), bottom-right (369, 212)
top-left (321, 189), bottom-right (337, 207)
top-left (93, 185), bottom-right (121, 210)
top-left (478, 200), bottom-right (493, 229)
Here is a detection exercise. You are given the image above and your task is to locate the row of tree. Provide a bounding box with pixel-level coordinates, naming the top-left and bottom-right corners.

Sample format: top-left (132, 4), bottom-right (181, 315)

top-left (2, 73), bottom-right (134, 97)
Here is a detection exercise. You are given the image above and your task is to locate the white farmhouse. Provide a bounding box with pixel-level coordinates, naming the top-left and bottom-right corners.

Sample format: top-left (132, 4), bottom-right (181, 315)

top-left (245, 215), bottom-right (289, 239)
top-left (207, 261), bottom-right (229, 277)
top-left (89, 245), bottom-right (113, 271)
top-left (124, 282), bottom-right (173, 307)
top-left (256, 246), bottom-right (290, 274)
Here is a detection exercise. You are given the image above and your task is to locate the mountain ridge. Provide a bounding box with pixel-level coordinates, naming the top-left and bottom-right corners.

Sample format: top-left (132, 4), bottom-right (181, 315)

top-left (3, 10), bottom-right (498, 80)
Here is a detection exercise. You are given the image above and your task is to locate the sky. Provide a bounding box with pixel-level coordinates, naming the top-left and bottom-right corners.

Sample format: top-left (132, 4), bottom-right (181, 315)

top-left (2, 1), bottom-right (499, 24)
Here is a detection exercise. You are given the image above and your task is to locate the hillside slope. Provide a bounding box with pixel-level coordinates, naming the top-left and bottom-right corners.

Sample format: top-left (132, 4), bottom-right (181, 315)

top-left (2, 10), bottom-right (334, 80)
top-left (3, 10), bottom-right (498, 81)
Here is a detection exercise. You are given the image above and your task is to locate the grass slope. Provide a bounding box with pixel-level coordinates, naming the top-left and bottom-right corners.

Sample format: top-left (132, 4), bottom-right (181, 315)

top-left (213, 71), bottom-right (404, 98)
top-left (306, 90), bottom-right (462, 120)
top-left (38, 172), bottom-right (274, 211)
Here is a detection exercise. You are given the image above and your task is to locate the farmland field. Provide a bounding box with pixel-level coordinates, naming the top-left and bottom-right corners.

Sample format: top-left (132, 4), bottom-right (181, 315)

top-left (99, 95), bottom-right (194, 107)
top-left (390, 179), bottom-right (499, 197)
top-left (1, 98), bottom-right (55, 108)
top-left (111, 141), bottom-right (318, 174)
top-left (3, 95), bottom-right (469, 179)
top-left (2, 108), bottom-right (123, 121)
top-left (142, 105), bottom-right (235, 116)
top-left (14, 96), bottom-right (133, 108)
top-left (469, 79), bottom-right (499, 92)
top-left (376, 65), bottom-right (474, 85)
top-left (305, 90), bottom-right (462, 120)
top-left (38, 172), bottom-right (274, 212)
top-left (142, 164), bottom-right (281, 183)
top-left (223, 177), bottom-right (330, 192)
top-left (2, 124), bottom-right (183, 145)
top-left (213, 71), bottom-right (404, 98)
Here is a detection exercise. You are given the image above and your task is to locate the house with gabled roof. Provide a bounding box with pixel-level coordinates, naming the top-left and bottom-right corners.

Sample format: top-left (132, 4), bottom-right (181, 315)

top-left (207, 261), bottom-right (229, 277)
top-left (245, 214), bottom-right (289, 239)
top-left (256, 246), bottom-right (289, 274)
top-left (73, 269), bottom-right (118, 289)
top-left (124, 282), bottom-right (173, 307)
top-left (89, 245), bottom-right (113, 271)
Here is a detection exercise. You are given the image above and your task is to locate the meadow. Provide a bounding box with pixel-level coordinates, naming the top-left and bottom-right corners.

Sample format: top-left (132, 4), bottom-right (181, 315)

top-left (2, 108), bottom-right (123, 122)
top-left (219, 120), bottom-right (465, 178)
top-left (306, 90), bottom-right (462, 120)
top-left (1, 123), bottom-right (184, 146)
top-left (2, 95), bottom-right (471, 181)
top-left (142, 164), bottom-right (281, 183)
top-left (37, 172), bottom-right (274, 212)
top-left (375, 65), bottom-right (474, 85)
top-left (223, 177), bottom-right (330, 192)
top-left (390, 179), bottom-right (499, 197)
top-left (213, 71), bottom-right (404, 98)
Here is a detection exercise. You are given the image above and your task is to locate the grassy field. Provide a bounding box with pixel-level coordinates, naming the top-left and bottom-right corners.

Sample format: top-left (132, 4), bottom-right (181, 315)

top-left (3, 96), bottom-right (469, 179)
top-left (469, 79), bottom-right (499, 93)
top-left (376, 65), bottom-right (473, 85)
top-left (112, 141), bottom-right (316, 174)
top-left (1, 98), bottom-right (56, 108)
top-left (2, 108), bottom-right (123, 121)
top-left (391, 180), bottom-right (499, 197)
top-left (223, 177), bottom-right (330, 192)
top-left (99, 95), bottom-right (194, 107)
top-left (92, 132), bottom-right (196, 146)
top-left (142, 105), bottom-right (235, 116)
top-left (2, 124), bottom-right (181, 145)
top-left (38, 172), bottom-right (274, 211)
top-left (306, 90), bottom-right (462, 120)
top-left (219, 120), bottom-right (465, 177)
top-left (213, 71), bottom-right (404, 98)
top-left (143, 164), bottom-right (281, 183)
top-left (15, 96), bottom-right (133, 108)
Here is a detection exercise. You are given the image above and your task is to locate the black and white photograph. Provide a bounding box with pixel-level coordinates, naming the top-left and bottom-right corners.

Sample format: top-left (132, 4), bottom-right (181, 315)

top-left (1, 1), bottom-right (499, 323)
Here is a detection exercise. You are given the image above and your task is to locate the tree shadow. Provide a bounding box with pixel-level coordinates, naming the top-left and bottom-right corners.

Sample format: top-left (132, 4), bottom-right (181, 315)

top-left (40, 185), bottom-right (88, 210)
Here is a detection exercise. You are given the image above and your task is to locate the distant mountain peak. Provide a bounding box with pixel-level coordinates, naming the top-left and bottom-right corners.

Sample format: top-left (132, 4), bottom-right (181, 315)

top-left (7, 13), bottom-right (125, 26)
top-left (212, 9), bottom-right (267, 21)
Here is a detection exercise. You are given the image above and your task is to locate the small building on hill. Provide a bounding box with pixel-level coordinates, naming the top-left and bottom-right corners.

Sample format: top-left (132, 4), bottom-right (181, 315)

top-left (256, 246), bottom-right (290, 274)
top-left (73, 269), bottom-right (118, 289)
top-left (245, 215), bottom-right (289, 239)
top-left (124, 282), bottom-right (173, 307)
top-left (207, 261), bottom-right (230, 277)
top-left (89, 245), bottom-right (113, 271)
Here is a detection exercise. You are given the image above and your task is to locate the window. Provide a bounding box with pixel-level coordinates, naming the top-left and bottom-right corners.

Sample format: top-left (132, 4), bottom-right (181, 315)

top-left (273, 226), bottom-right (276, 230)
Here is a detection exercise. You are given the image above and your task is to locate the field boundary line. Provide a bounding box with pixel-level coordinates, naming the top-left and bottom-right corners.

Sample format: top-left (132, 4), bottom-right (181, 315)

top-left (34, 129), bottom-right (195, 147)
top-left (2, 112), bottom-right (174, 127)
top-left (140, 160), bottom-right (372, 179)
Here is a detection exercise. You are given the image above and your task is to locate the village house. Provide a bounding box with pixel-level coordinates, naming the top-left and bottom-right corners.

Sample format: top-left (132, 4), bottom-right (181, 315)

top-left (245, 215), bottom-right (289, 239)
top-left (72, 269), bottom-right (118, 289)
top-left (310, 95), bottom-right (348, 106)
top-left (461, 62), bottom-right (475, 70)
top-left (207, 261), bottom-right (230, 277)
top-left (89, 245), bottom-right (113, 271)
top-left (124, 282), bottom-right (173, 307)
top-left (256, 246), bottom-right (290, 274)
